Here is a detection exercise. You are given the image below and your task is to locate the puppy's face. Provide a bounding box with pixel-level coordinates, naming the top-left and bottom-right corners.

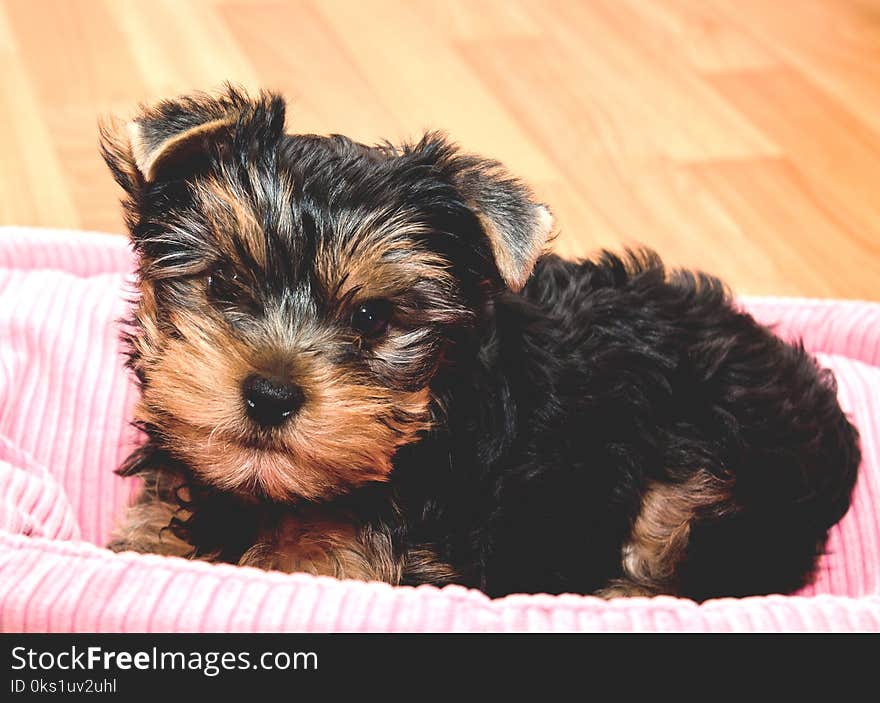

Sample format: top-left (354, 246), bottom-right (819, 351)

top-left (103, 88), bottom-right (551, 502)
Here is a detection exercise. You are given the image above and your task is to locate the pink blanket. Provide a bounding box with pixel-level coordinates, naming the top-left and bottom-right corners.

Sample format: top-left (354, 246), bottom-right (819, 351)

top-left (1, 227), bottom-right (878, 632)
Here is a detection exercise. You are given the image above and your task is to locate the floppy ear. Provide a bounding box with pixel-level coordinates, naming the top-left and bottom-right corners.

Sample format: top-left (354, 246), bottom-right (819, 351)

top-left (125, 115), bottom-right (237, 183)
top-left (99, 87), bottom-right (284, 195)
top-left (416, 134), bottom-right (554, 292)
top-left (457, 162), bottom-right (554, 292)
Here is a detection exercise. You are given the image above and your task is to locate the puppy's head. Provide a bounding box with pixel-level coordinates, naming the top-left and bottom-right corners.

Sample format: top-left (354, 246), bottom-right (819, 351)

top-left (102, 87), bottom-right (553, 502)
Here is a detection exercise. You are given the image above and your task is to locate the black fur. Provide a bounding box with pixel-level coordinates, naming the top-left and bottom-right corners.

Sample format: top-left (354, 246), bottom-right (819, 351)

top-left (394, 251), bottom-right (861, 598)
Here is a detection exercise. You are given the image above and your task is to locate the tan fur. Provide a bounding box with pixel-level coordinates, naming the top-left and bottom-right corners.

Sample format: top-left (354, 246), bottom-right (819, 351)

top-left (404, 546), bottom-right (460, 584)
top-left (314, 214), bottom-right (455, 307)
top-left (131, 278), bottom-right (433, 501)
top-left (194, 177), bottom-right (268, 267)
top-left (239, 508), bottom-right (401, 581)
top-left (597, 471), bottom-right (733, 598)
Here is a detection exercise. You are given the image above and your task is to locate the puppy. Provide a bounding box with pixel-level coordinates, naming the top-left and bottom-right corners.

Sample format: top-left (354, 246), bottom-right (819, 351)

top-left (103, 88), bottom-right (860, 600)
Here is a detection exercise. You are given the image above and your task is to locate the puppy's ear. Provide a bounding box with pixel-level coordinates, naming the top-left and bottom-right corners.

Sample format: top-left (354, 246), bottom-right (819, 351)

top-left (456, 162), bottom-right (553, 292)
top-left (125, 115), bottom-right (237, 183)
top-left (416, 134), bottom-right (553, 292)
top-left (100, 86), bottom-right (285, 194)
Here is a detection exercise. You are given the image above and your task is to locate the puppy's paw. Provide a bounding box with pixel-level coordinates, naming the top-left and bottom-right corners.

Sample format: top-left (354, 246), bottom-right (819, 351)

top-left (594, 579), bottom-right (659, 599)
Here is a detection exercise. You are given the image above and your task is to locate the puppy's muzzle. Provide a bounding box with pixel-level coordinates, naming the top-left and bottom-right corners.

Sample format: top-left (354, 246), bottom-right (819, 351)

top-left (242, 374), bottom-right (304, 427)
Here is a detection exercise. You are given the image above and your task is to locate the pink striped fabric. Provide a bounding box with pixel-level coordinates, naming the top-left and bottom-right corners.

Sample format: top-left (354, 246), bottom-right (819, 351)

top-left (0, 226), bottom-right (878, 632)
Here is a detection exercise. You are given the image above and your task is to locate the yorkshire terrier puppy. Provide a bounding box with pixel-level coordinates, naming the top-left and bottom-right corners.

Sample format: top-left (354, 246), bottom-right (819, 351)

top-left (103, 88), bottom-right (860, 600)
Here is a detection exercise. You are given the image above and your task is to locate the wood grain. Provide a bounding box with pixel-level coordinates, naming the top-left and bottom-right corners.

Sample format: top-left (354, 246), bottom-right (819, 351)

top-left (1, 0), bottom-right (878, 298)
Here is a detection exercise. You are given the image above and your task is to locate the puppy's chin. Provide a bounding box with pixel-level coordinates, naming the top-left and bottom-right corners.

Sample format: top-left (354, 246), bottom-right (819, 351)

top-left (178, 432), bottom-right (395, 503)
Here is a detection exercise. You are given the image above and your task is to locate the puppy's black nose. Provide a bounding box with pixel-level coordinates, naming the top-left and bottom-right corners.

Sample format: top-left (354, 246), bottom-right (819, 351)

top-left (242, 375), bottom-right (304, 427)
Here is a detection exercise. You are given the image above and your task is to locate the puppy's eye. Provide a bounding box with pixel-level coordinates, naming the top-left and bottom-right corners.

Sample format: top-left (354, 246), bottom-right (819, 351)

top-left (206, 266), bottom-right (239, 300)
top-left (351, 300), bottom-right (392, 338)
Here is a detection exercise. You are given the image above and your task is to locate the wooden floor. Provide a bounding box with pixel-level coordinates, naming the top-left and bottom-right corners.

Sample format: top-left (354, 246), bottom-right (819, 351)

top-left (2, 0), bottom-right (879, 298)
